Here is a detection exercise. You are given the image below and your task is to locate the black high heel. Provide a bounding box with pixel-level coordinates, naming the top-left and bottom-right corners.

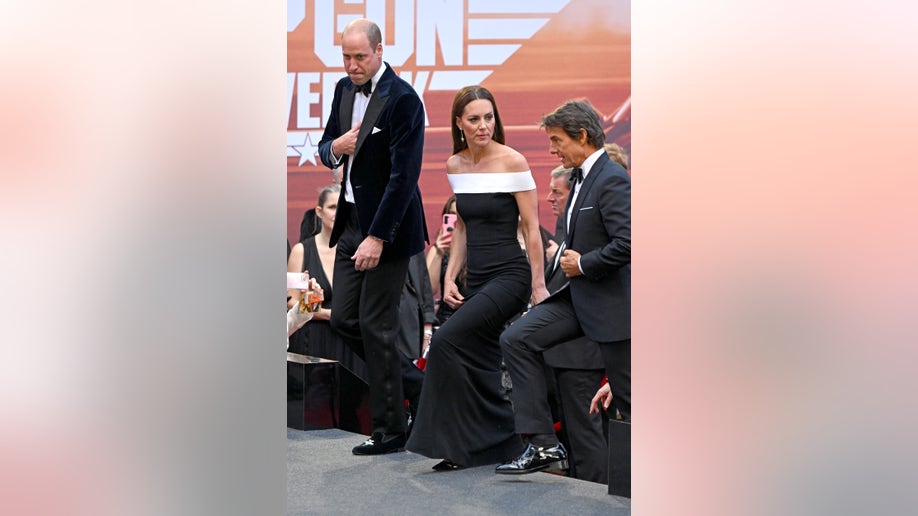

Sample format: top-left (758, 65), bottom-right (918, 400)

top-left (432, 459), bottom-right (464, 471)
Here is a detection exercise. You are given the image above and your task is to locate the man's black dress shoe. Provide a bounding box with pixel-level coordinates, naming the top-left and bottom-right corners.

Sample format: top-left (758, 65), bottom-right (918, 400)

top-left (432, 459), bottom-right (464, 471)
top-left (352, 432), bottom-right (407, 455)
top-left (495, 443), bottom-right (568, 474)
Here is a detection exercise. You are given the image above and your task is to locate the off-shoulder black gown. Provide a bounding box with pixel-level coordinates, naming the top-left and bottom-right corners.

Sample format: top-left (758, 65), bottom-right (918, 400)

top-left (407, 172), bottom-right (534, 467)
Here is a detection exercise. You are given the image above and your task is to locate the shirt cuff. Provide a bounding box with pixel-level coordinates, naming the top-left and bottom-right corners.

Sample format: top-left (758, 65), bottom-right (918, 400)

top-left (577, 256), bottom-right (584, 275)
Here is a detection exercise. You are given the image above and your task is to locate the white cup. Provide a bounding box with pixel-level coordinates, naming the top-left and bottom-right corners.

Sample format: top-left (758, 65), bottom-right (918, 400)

top-left (286, 271), bottom-right (310, 289)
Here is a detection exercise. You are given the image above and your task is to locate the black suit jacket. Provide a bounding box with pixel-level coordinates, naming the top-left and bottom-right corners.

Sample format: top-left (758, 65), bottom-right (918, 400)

top-left (542, 220), bottom-right (604, 369)
top-left (318, 63), bottom-right (428, 260)
top-left (558, 151), bottom-right (630, 343)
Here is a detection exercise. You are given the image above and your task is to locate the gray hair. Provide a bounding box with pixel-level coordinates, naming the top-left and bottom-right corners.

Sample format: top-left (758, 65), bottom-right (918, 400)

top-left (550, 165), bottom-right (572, 180)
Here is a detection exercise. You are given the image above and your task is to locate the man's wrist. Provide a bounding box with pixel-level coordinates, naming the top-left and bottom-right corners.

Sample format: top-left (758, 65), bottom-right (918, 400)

top-left (330, 146), bottom-right (343, 166)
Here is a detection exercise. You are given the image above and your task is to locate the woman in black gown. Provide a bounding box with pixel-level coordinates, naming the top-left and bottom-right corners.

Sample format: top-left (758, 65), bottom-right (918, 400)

top-left (287, 184), bottom-right (367, 381)
top-left (406, 86), bottom-right (549, 470)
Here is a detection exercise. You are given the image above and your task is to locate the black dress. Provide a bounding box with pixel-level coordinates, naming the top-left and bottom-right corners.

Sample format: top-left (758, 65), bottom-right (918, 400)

top-left (288, 237), bottom-right (367, 381)
top-left (407, 171), bottom-right (535, 467)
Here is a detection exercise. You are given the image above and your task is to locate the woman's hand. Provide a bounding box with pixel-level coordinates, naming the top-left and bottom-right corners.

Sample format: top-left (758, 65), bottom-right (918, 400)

top-left (589, 383), bottom-right (613, 415)
top-left (442, 279), bottom-right (465, 310)
top-left (287, 303), bottom-right (313, 337)
top-left (530, 285), bottom-right (550, 307)
top-left (434, 230), bottom-right (453, 255)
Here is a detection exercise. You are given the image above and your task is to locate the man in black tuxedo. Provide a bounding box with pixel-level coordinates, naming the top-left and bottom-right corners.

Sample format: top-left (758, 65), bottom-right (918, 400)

top-left (318, 18), bottom-right (428, 455)
top-left (497, 100), bottom-right (630, 475)
top-left (541, 166), bottom-right (609, 484)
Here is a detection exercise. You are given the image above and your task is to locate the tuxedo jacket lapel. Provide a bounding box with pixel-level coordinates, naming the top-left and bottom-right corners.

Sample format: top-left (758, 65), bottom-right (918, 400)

top-left (338, 84), bottom-right (356, 172)
top-left (339, 84), bottom-right (355, 131)
top-left (566, 153), bottom-right (608, 247)
top-left (354, 68), bottom-right (392, 157)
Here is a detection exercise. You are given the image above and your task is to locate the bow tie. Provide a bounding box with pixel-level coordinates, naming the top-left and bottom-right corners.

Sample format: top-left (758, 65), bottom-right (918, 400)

top-left (355, 80), bottom-right (372, 97)
top-left (569, 167), bottom-right (584, 185)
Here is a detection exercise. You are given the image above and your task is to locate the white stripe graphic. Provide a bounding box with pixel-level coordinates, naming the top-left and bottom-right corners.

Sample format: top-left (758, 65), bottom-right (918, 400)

top-left (467, 0), bottom-right (570, 14)
top-left (468, 19), bottom-right (550, 40)
top-left (467, 45), bottom-right (521, 66)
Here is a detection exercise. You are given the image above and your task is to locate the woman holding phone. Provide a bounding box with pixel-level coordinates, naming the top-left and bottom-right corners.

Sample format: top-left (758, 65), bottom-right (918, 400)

top-left (407, 85), bottom-right (549, 471)
top-left (424, 195), bottom-right (467, 331)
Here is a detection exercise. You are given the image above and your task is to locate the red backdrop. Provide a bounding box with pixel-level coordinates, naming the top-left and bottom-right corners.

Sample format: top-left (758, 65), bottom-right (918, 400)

top-left (287, 0), bottom-right (630, 245)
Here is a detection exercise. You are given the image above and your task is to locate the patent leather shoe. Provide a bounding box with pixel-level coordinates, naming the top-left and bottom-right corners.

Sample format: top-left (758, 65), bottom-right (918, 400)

top-left (432, 459), bottom-right (464, 471)
top-left (495, 442), bottom-right (568, 475)
top-left (352, 432), bottom-right (406, 455)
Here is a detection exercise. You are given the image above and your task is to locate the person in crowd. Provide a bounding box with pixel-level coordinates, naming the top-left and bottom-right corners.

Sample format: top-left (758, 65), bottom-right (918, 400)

top-left (538, 165), bottom-right (610, 483)
top-left (590, 382), bottom-right (613, 415)
top-left (497, 99), bottom-right (630, 476)
top-left (298, 208), bottom-right (321, 243)
top-left (286, 278), bottom-right (324, 346)
top-left (396, 251), bottom-right (436, 362)
top-left (287, 184), bottom-right (368, 378)
top-left (543, 166), bottom-right (569, 264)
top-left (424, 195), bottom-right (467, 328)
top-left (317, 18), bottom-right (427, 456)
top-left (604, 142), bottom-right (630, 171)
top-left (406, 85), bottom-right (549, 471)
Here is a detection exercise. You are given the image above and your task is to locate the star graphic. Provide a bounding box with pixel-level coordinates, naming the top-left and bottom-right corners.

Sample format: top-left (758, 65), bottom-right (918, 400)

top-left (294, 132), bottom-right (320, 167)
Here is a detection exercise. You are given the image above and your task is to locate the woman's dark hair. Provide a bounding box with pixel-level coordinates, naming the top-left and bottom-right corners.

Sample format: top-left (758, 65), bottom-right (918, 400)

top-left (450, 85), bottom-right (505, 154)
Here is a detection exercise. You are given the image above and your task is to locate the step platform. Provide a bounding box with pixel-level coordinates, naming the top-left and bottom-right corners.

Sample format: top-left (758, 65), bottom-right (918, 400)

top-left (286, 352), bottom-right (371, 435)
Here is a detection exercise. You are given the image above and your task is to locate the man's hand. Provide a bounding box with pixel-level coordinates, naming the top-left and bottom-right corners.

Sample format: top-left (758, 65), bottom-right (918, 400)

top-left (333, 122), bottom-right (361, 158)
top-left (560, 248), bottom-right (583, 278)
top-left (351, 235), bottom-right (383, 271)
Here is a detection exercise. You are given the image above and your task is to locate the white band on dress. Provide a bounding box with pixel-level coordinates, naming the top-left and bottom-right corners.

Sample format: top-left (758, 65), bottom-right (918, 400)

top-left (447, 171), bottom-right (536, 194)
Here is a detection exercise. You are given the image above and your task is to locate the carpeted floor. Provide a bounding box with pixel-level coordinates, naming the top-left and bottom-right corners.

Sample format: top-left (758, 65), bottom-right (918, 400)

top-left (287, 428), bottom-right (630, 515)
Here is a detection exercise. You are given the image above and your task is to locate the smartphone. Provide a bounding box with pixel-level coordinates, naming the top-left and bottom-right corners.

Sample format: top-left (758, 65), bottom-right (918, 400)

top-left (442, 214), bottom-right (457, 234)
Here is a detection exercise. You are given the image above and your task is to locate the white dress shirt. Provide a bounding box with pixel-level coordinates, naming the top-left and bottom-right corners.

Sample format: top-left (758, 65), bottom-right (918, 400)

top-left (565, 148), bottom-right (605, 274)
top-left (341, 64), bottom-right (387, 204)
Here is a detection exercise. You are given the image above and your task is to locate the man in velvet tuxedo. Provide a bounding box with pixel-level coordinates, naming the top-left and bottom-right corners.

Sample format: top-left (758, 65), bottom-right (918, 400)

top-left (497, 100), bottom-right (630, 477)
top-left (318, 19), bottom-right (428, 455)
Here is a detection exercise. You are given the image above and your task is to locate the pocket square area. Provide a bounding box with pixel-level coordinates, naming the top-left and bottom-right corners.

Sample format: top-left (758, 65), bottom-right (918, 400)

top-left (371, 126), bottom-right (382, 134)
top-left (579, 206), bottom-right (594, 211)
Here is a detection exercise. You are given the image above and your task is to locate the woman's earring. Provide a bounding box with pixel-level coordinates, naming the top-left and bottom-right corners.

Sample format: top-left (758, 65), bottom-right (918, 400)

top-left (460, 131), bottom-right (465, 142)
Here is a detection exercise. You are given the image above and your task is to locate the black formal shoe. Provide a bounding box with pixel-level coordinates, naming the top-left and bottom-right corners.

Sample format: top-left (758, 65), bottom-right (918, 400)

top-left (432, 459), bottom-right (464, 471)
top-left (495, 443), bottom-right (568, 475)
top-left (352, 432), bottom-right (407, 455)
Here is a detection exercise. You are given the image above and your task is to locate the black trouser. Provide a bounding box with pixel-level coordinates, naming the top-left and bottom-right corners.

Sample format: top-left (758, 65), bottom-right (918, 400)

top-left (330, 206), bottom-right (419, 434)
top-left (500, 289), bottom-right (631, 436)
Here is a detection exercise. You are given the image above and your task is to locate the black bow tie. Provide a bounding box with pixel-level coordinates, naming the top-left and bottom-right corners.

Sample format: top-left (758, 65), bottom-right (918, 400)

top-left (569, 167), bottom-right (584, 184)
top-left (356, 80), bottom-right (372, 97)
